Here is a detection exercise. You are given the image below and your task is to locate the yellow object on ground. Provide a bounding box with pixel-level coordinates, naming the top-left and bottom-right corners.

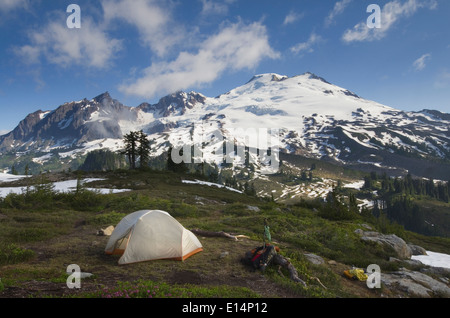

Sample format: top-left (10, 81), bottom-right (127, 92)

top-left (343, 268), bottom-right (368, 281)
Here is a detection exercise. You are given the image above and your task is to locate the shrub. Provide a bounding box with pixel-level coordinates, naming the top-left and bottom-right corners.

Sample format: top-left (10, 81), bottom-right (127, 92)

top-left (88, 211), bottom-right (127, 226)
top-left (0, 244), bottom-right (35, 265)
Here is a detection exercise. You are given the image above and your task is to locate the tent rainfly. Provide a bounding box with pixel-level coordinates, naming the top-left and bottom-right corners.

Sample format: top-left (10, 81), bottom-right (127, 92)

top-left (105, 210), bottom-right (203, 265)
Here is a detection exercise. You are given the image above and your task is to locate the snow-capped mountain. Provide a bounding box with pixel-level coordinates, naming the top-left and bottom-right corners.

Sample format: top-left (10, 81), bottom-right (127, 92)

top-left (1, 72), bottom-right (449, 179)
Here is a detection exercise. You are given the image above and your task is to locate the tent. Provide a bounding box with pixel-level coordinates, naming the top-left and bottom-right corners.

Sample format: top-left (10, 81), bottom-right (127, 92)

top-left (105, 210), bottom-right (203, 265)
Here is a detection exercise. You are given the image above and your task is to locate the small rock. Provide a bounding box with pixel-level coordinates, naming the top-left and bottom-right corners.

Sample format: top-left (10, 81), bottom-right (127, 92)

top-left (219, 251), bottom-right (229, 259)
top-left (304, 253), bottom-right (324, 265)
top-left (408, 244), bottom-right (427, 256)
top-left (246, 205), bottom-right (260, 212)
top-left (360, 223), bottom-right (373, 230)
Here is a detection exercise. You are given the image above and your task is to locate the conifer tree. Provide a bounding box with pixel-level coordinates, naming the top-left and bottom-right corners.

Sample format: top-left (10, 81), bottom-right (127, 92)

top-left (137, 130), bottom-right (151, 169)
top-left (122, 131), bottom-right (138, 169)
top-left (121, 130), bottom-right (151, 170)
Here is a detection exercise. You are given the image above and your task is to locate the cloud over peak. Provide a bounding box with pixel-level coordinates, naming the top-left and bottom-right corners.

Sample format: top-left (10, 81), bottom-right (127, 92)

top-left (120, 21), bottom-right (280, 98)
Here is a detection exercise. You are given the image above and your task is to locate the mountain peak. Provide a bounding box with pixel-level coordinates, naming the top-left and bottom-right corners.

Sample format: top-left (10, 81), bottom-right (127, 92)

top-left (139, 90), bottom-right (207, 117)
top-left (246, 72), bottom-right (334, 86)
top-left (247, 73), bottom-right (288, 84)
top-left (93, 91), bottom-right (112, 104)
top-left (302, 72), bottom-right (331, 85)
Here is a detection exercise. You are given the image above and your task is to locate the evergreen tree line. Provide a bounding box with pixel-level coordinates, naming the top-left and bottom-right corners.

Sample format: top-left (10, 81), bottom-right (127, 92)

top-left (364, 172), bottom-right (449, 203)
top-left (79, 149), bottom-right (126, 171)
top-left (365, 172), bottom-right (449, 236)
top-left (318, 188), bottom-right (359, 221)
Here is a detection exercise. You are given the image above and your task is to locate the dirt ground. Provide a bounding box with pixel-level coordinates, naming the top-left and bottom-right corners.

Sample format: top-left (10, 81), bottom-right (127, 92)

top-left (0, 224), bottom-right (310, 299)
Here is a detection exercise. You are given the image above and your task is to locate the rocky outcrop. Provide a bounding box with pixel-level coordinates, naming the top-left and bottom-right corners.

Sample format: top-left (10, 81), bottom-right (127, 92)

top-left (382, 268), bottom-right (450, 298)
top-left (355, 229), bottom-right (412, 259)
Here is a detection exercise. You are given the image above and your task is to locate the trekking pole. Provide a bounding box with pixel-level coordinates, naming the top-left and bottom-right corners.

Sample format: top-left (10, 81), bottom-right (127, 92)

top-left (260, 218), bottom-right (272, 272)
top-left (263, 218), bottom-right (271, 248)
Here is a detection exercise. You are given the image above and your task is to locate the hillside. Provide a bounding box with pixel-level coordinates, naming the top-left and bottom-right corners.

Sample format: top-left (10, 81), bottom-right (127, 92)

top-left (0, 72), bottom-right (449, 304)
top-left (1, 169), bottom-right (449, 302)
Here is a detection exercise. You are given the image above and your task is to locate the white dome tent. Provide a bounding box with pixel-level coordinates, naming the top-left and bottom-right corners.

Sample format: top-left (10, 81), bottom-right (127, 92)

top-left (105, 210), bottom-right (203, 265)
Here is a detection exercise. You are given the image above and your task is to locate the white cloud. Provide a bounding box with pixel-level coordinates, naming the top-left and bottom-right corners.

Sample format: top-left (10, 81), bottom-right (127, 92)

top-left (290, 32), bottom-right (323, 55)
top-left (283, 10), bottom-right (304, 26)
top-left (413, 53), bottom-right (431, 71)
top-left (101, 0), bottom-right (181, 57)
top-left (200, 0), bottom-right (236, 16)
top-left (119, 21), bottom-right (280, 99)
top-left (342, 0), bottom-right (437, 43)
top-left (325, 0), bottom-right (353, 27)
top-left (16, 17), bottom-right (122, 69)
top-left (0, 0), bottom-right (28, 12)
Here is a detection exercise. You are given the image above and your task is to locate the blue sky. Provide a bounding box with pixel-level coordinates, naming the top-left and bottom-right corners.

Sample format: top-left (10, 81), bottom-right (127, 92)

top-left (1, 0), bottom-right (449, 133)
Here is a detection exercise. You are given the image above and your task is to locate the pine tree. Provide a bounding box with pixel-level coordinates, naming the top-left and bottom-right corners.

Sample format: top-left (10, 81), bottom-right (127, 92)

top-left (122, 131), bottom-right (139, 169)
top-left (137, 130), bottom-right (151, 169)
top-left (349, 193), bottom-right (358, 214)
top-left (363, 175), bottom-right (372, 189)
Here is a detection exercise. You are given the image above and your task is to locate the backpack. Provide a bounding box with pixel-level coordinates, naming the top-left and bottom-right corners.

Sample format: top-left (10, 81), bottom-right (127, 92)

top-left (242, 245), bottom-right (277, 272)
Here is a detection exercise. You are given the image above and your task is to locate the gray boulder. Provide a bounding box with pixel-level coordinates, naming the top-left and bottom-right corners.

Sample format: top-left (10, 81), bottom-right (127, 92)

top-left (355, 230), bottom-right (412, 259)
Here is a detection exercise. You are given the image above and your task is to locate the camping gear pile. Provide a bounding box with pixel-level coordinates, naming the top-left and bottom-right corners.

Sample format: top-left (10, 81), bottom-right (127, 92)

top-left (241, 218), bottom-right (279, 271)
top-left (242, 244), bottom-right (279, 272)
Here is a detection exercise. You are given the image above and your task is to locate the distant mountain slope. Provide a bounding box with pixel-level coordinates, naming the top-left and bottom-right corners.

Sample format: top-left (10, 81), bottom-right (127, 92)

top-left (1, 72), bottom-right (449, 179)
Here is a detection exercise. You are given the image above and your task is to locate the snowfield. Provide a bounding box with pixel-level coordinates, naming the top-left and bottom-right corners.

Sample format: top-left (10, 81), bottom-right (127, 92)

top-left (412, 251), bottom-right (450, 269)
top-left (0, 173), bottom-right (130, 197)
top-left (182, 179), bottom-right (243, 193)
top-left (0, 173), bottom-right (30, 183)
